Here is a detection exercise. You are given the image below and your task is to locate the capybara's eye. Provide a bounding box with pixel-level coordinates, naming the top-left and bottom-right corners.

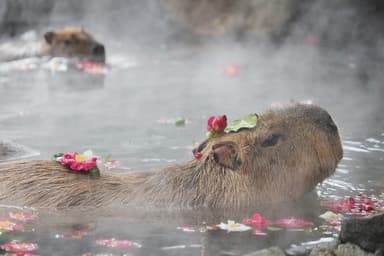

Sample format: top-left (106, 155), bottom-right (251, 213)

top-left (261, 134), bottom-right (280, 147)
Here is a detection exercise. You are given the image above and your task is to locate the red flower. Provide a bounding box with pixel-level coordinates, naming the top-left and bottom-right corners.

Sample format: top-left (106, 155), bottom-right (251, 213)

top-left (61, 152), bottom-right (76, 165)
top-left (242, 213), bottom-right (269, 229)
top-left (207, 116), bottom-right (215, 132)
top-left (320, 194), bottom-right (378, 214)
top-left (207, 115), bottom-right (227, 133)
top-left (222, 64), bottom-right (240, 77)
top-left (194, 152), bottom-right (203, 160)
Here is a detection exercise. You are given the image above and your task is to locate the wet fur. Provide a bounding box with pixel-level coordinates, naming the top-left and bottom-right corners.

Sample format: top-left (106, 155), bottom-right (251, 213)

top-left (0, 27), bottom-right (105, 63)
top-left (0, 105), bottom-right (343, 210)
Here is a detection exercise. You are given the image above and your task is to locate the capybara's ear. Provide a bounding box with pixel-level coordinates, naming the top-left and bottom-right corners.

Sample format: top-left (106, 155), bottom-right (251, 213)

top-left (44, 31), bottom-right (56, 44)
top-left (212, 141), bottom-right (242, 170)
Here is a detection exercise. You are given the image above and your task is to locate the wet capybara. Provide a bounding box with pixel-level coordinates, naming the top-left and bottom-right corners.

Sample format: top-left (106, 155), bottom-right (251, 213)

top-left (0, 105), bottom-right (342, 210)
top-left (42, 27), bottom-right (105, 63)
top-left (0, 27), bottom-right (105, 63)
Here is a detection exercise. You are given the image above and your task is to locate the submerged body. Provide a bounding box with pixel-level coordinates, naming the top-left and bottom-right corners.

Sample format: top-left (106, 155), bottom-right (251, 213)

top-left (0, 105), bottom-right (343, 210)
top-left (0, 27), bottom-right (105, 63)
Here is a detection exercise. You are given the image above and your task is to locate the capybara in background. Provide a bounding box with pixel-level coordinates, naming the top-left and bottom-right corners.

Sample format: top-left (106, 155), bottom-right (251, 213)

top-left (42, 27), bottom-right (105, 63)
top-left (0, 27), bottom-right (105, 63)
top-left (0, 105), bottom-right (342, 210)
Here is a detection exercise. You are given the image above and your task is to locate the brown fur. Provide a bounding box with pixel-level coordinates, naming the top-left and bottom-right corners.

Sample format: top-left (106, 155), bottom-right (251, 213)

top-left (42, 27), bottom-right (105, 63)
top-left (0, 27), bottom-right (105, 63)
top-left (0, 105), bottom-right (342, 210)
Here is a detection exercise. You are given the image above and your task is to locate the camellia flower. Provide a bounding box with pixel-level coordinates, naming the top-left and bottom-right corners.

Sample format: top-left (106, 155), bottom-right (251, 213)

top-left (320, 194), bottom-right (381, 215)
top-left (95, 238), bottom-right (141, 249)
top-left (222, 64), bottom-right (240, 77)
top-left (194, 152), bottom-right (203, 160)
top-left (1, 241), bottom-right (39, 252)
top-left (60, 150), bottom-right (97, 171)
top-left (9, 212), bottom-right (38, 222)
top-left (76, 61), bottom-right (108, 74)
top-left (4, 253), bottom-right (39, 256)
top-left (242, 213), bottom-right (269, 229)
top-left (217, 220), bottom-right (252, 232)
top-left (206, 115), bottom-right (227, 138)
top-left (0, 220), bottom-right (23, 232)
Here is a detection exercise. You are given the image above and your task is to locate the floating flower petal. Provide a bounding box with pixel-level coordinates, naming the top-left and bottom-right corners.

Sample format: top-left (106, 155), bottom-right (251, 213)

top-left (95, 238), bottom-right (141, 249)
top-left (9, 212), bottom-right (38, 222)
top-left (242, 213), bottom-right (269, 229)
top-left (0, 220), bottom-right (23, 232)
top-left (1, 241), bottom-right (39, 252)
top-left (217, 220), bottom-right (252, 232)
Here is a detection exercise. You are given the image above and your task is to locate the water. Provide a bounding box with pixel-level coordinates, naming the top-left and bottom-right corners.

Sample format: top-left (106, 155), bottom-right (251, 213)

top-left (0, 42), bottom-right (383, 255)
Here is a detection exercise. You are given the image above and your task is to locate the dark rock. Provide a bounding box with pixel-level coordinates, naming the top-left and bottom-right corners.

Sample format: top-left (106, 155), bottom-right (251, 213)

top-left (339, 213), bottom-right (384, 254)
top-left (310, 243), bottom-right (375, 256)
top-left (0, 140), bottom-right (39, 161)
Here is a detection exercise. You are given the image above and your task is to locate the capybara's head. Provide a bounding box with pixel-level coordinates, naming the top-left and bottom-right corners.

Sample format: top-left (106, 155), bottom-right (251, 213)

top-left (44, 27), bottom-right (105, 63)
top-left (191, 104), bottom-right (343, 206)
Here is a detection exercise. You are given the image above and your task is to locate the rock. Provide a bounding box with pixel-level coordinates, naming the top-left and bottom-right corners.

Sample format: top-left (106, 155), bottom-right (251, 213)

top-left (0, 140), bottom-right (39, 161)
top-left (309, 243), bottom-right (377, 256)
top-left (242, 247), bottom-right (286, 256)
top-left (339, 213), bottom-right (384, 254)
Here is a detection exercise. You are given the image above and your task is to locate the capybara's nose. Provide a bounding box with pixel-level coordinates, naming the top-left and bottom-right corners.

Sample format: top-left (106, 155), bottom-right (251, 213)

top-left (92, 43), bottom-right (105, 56)
top-left (305, 106), bottom-right (338, 133)
top-left (90, 42), bottom-right (105, 63)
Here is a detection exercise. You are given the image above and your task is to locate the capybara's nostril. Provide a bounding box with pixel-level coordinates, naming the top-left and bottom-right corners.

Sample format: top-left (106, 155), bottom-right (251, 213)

top-left (303, 106), bottom-right (338, 133)
top-left (92, 44), bottom-right (105, 56)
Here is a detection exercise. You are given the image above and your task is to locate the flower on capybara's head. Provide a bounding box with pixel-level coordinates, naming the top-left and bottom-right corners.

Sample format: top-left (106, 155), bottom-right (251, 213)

top-left (59, 151), bottom-right (97, 171)
top-left (206, 115), bottom-right (227, 138)
top-left (61, 152), bottom-right (76, 165)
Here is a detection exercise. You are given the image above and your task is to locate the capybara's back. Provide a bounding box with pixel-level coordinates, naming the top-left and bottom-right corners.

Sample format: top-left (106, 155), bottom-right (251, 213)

top-left (0, 105), bottom-right (342, 210)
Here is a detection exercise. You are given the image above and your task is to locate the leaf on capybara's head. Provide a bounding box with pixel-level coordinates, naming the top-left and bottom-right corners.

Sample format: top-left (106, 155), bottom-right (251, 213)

top-left (224, 113), bottom-right (258, 133)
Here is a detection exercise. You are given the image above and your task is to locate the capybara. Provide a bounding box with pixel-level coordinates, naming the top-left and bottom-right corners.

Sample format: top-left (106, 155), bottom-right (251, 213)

top-left (0, 105), bottom-right (342, 210)
top-left (42, 27), bottom-right (105, 63)
top-left (0, 27), bottom-right (105, 63)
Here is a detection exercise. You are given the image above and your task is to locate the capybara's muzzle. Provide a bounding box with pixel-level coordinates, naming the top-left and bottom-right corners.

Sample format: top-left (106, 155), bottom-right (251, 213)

top-left (90, 41), bottom-right (106, 63)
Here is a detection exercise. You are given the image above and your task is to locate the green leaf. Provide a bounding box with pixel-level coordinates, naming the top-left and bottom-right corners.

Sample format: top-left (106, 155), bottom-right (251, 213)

top-left (89, 167), bottom-right (100, 177)
top-left (224, 113), bottom-right (258, 133)
top-left (174, 118), bottom-right (186, 127)
top-left (53, 153), bottom-right (64, 160)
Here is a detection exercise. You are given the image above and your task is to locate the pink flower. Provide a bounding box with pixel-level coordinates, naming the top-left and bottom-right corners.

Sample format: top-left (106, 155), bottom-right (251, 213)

top-left (207, 115), bottom-right (227, 133)
top-left (0, 220), bottom-right (24, 232)
top-left (83, 157), bottom-right (97, 170)
top-left (69, 161), bottom-right (86, 171)
top-left (242, 213), bottom-right (269, 229)
top-left (9, 212), bottom-right (37, 222)
top-left (222, 64), bottom-right (240, 77)
top-left (194, 152), bottom-right (203, 160)
top-left (61, 152), bottom-right (77, 165)
top-left (272, 217), bottom-right (313, 228)
top-left (320, 194), bottom-right (379, 214)
top-left (207, 116), bottom-right (215, 132)
top-left (1, 241), bottom-right (39, 252)
top-left (96, 239), bottom-right (138, 249)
